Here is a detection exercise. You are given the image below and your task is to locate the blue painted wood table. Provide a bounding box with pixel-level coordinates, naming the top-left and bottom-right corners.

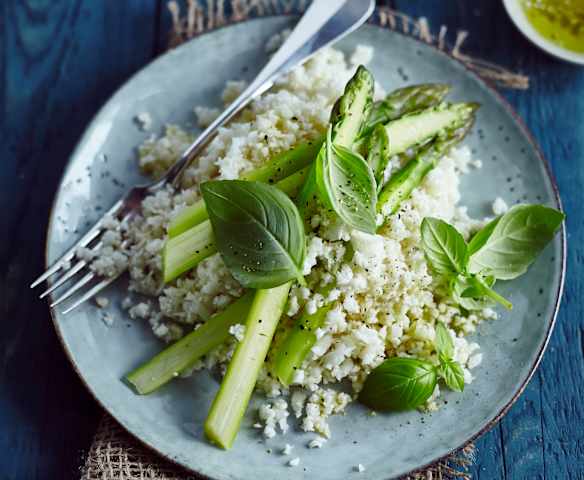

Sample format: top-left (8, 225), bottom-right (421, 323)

top-left (1, 1), bottom-right (583, 479)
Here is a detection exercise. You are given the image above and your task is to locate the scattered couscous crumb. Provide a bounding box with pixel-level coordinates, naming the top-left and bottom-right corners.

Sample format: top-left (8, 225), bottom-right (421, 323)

top-left (308, 437), bottom-right (327, 449)
top-left (95, 296), bottom-right (110, 308)
top-left (354, 464), bottom-right (366, 473)
top-left (101, 313), bottom-right (114, 327)
top-left (282, 444), bottom-right (294, 456)
top-left (492, 196), bottom-right (509, 215)
top-left (350, 45), bottom-right (374, 66)
top-left (228, 324), bottom-right (246, 342)
top-left (287, 457), bottom-right (300, 467)
top-left (134, 112), bottom-right (153, 131)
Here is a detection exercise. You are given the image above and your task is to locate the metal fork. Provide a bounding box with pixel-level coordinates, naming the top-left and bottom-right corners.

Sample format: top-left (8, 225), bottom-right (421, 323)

top-left (31, 0), bottom-right (375, 314)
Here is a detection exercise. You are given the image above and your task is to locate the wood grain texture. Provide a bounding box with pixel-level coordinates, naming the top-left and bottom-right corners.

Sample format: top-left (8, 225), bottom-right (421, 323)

top-left (0, 1), bottom-right (159, 479)
top-left (0, 1), bottom-right (583, 479)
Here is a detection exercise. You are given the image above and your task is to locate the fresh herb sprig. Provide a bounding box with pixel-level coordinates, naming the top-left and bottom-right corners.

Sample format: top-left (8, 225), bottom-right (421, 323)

top-left (359, 322), bottom-right (465, 411)
top-left (421, 204), bottom-right (564, 310)
top-left (434, 322), bottom-right (465, 392)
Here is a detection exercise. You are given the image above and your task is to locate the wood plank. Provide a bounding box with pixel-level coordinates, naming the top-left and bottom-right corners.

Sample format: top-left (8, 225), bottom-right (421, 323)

top-left (0, 1), bottom-right (159, 478)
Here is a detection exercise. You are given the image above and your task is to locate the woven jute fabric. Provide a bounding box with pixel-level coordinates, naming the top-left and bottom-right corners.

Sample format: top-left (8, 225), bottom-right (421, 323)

top-left (81, 2), bottom-right (529, 479)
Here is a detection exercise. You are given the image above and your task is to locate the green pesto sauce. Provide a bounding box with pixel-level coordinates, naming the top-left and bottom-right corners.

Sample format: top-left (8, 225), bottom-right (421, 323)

top-left (521, 0), bottom-right (584, 53)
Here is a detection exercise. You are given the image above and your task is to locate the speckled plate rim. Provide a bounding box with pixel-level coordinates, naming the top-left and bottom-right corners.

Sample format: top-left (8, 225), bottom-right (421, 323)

top-left (44, 14), bottom-right (567, 480)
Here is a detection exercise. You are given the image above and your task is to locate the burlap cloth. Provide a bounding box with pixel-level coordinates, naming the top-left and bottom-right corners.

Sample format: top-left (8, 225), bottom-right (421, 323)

top-left (80, 2), bottom-right (529, 479)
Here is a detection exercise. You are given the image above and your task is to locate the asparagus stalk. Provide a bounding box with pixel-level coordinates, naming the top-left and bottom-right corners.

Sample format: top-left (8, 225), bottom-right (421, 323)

top-left (167, 139), bottom-right (323, 238)
top-left (272, 302), bottom-right (333, 385)
top-left (271, 105), bottom-right (478, 386)
top-left (301, 103), bottom-right (469, 219)
top-left (205, 282), bottom-right (291, 449)
top-left (125, 291), bottom-right (255, 394)
top-left (163, 220), bottom-right (217, 283)
top-left (383, 102), bottom-right (475, 158)
top-left (367, 124), bottom-right (390, 188)
top-left (362, 83), bottom-right (450, 137)
top-left (378, 104), bottom-right (478, 217)
top-left (330, 66), bottom-right (374, 146)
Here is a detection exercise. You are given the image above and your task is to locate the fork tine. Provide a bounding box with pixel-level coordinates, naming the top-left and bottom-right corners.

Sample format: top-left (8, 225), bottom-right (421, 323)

top-left (39, 260), bottom-right (87, 299)
top-left (39, 246), bottom-right (101, 298)
top-left (50, 271), bottom-right (95, 308)
top-left (30, 228), bottom-right (101, 289)
top-left (39, 241), bottom-right (104, 299)
top-left (62, 274), bottom-right (121, 315)
top-left (31, 199), bottom-right (123, 289)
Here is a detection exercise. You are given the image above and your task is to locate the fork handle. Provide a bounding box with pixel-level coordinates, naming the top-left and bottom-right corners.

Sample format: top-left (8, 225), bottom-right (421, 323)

top-left (159, 0), bottom-right (374, 190)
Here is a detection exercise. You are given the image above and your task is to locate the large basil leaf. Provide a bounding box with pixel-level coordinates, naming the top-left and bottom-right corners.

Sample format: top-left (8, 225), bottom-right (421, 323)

top-left (421, 217), bottom-right (468, 277)
top-left (201, 180), bottom-right (305, 289)
top-left (359, 357), bottom-right (437, 411)
top-left (468, 204), bottom-right (564, 280)
top-left (315, 127), bottom-right (377, 234)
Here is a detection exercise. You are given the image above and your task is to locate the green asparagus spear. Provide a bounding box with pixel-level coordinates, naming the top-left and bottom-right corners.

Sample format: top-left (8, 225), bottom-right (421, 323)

top-left (330, 66), bottom-right (374, 146)
top-left (163, 220), bottom-right (217, 283)
top-left (272, 104), bottom-right (479, 386)
top-left (272, 302), bottom-right (333, 385)
top-left (383, 102), bottom-right (475, 158)
top-left (125, 291), bottom-right (255, 394)
top-left (366, 124), bottom-right (390, 188)
top-left (378, 104), bottom-right (478, 217)
top-left (204, 282), bottom-right (291, 449)
top-left (167, 139), bottom-right (323, 238)
top-left (361, 83), bottom-right (450, 137)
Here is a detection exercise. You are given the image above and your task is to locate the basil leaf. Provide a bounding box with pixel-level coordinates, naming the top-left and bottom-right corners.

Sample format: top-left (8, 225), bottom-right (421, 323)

top-left (316, 127), bottom-right (377, 234)
top-left (451, 274), bottom-right (513, 310)
top-left (201, 180), bottom-right (305, 289)
top-left (468, 204), bottom-right (564, 280)
top-left (421, 217), bottom-right (468, 277)
top-left (434, 322), bottom-right (454, 359)
top-left (467, 217), bottom-right (500, 256)
top-left (438, 357), bottom-right (465, 392)
top-left (451, 275), bottom-right (495, 311)
top-left (367, 124), bottom-right (390, 190)
top-left (359, 357), bottom-right (437, 411)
